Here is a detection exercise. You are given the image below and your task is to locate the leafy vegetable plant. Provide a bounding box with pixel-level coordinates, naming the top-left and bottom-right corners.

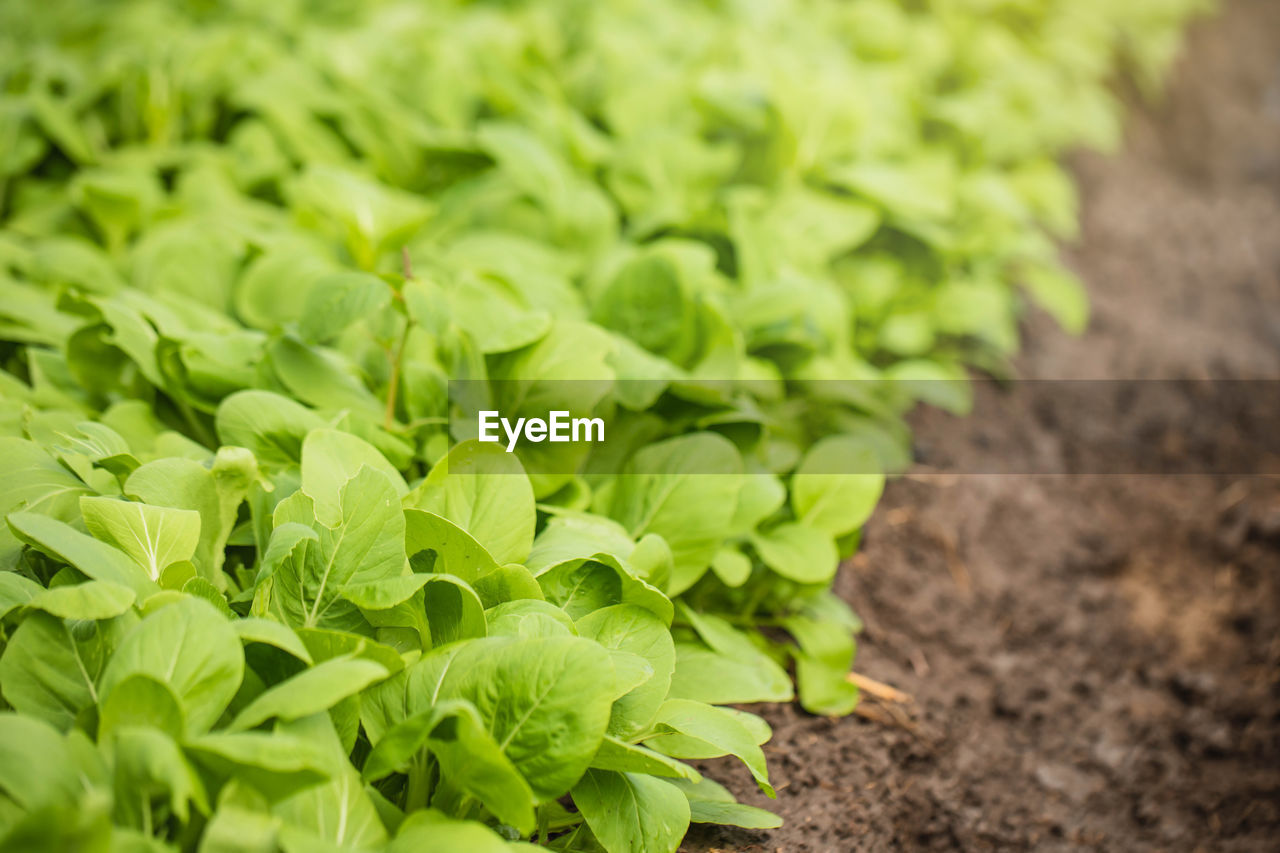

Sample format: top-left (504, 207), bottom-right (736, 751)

top-left (0, 0), bottom-right (1206, 849)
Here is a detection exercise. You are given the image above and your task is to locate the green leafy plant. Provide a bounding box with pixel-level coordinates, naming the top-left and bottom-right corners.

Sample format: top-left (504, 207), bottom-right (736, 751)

top-left (0, 0), bottom-right (1207, 849)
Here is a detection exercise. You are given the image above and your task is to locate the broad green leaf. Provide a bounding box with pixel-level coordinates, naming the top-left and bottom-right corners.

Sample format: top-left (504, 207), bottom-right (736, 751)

top-left (590, 736), bottom-right (699, 781)
top-left (572, 769), bottom-right (690, 853)
top-left (790, 437), bottom-right (885, 538)
top-left (98, 673), bottom-right (185, 739)
top-left (783, 592), bottom-right (862, 716)
top-left (273, 714), bottom-right (388, 851)
top-left (0, 712), bottom-right (82, 810)
top-left (408, 441), bottom-right (535, 566)
top-left (537, 554), bottom-right (673, 625)
top-left (669, 608), bottom-right (792, 705)
top-left (197, 803), bottom-right (282, 853)
top-left (301, 430), bottom-right (407, 526)
top-left (472, 563), bottom-right (544, 608)
top-left (420, 574), bottom-right (487, 646)
top-left (184, 576), bottom-right (237, 619)
top-left (402, 509), bottom-right (498, 582)
top-left (230, 657), bottom-right (388, 731)
top-left (388, 810), bottom-right (510, 853)
top-left (749, 522), bottom-right (838, 585)
top-left (233, 619), bottom-right (314, 665)
top-left (357, 644), bottom-right (467, 745)
top-left (26, 580), bottom-right (135, 620)
top-left (1023, 263), bottom-right (1089, 335)
top-left (709, 546), bottom-right (752, 588)
top-left (0, 437), bottom-right (93, 569)
top-left (669, 778), bottom-right (782, 828)
top-left (186, 732), bottom-right (330, 804)
top-left (111, 726), bottom-right (210, 827)
top-left (0, 611), bottom-right (108, 731)
top-left (298, 272), bottom-right (391, 344)
top-left (100, 597), bottom-right (244, 735)
top-left (526, 514), bottom-right (636, 575)
top-left (671, 646), bottom-right (793, 706)
top-left (269, 468), bottom-right (406, 630)
top-left (215, 391), bottom-right (325, 467)
top-left (294, 628), bottom-right (406, 675)
top-left (0, 572), bottom-right (43, 620)
top-left (601, 434), bottom-right (745, 595)
top-left (7, 511), bottom-right (158, 599)
top-left (643, 699), bottom-right (774, 797)
top-left (436, 636), bottom-right (615, 801)
top-left (234, 245), bottom-right (339, 333)
top-left (362, 700), bottom-right (536, 835)
top-left (81, 496), bottom-right (201, 582)
top-left (576, 604), bottom-right (675, 739)
top-left (484, 599), bottom-right (577, 639)
top-left (125, 447), bottom-right (261, 584)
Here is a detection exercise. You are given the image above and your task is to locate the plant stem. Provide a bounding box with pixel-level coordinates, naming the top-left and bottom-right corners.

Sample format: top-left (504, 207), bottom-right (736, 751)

top-left (383, 247), bottom-right (416, 431)
top-left (405, 752), bottom-right (432, 812)
top-left (383, 319), bottom-right (411, 431)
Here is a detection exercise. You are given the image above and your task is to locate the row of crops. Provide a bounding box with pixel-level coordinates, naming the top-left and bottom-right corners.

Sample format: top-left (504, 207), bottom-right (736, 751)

top-left (0, 0), bottom-right (1207, 850)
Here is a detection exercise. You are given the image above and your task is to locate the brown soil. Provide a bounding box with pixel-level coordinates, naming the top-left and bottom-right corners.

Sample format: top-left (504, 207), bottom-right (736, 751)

top-left (685, 1), bottom-right (1280, 850)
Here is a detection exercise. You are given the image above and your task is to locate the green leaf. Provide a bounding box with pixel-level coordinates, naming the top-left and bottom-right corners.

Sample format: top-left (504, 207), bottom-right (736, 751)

top-left (273, 714), bottom-right (388, 851)
top-left (26, 580), bottom-right (136, 620)
top-left (7, 511), bottom-right (158, 599)
top-left (197, 803), bottom-right (282, 853)
top-left (669, 777), bottom-right (782, 828)
top-left (0, 611), bottom-right (108, 730)
top-left (669, 608), bottom-right (792, 705)
top-left (0, 437), bottom-right (93, 569)
top-left (234, 245), bottom-right (340, 333)
top-left (184, 576), bottom-right (237, 619)
top-left (436, 636), bottom-right (616, 801)
top-left (0, 712), bottom-right (83, 810)
top-left (100, 597), bottom-right (244, 735)
top-left (298, 272), bottom-right (391, 344)
top-left (572, 769), bottom-right (690, 853)
top-left (601, 434), bottom-right (745, 595)
top-left (749, 522), bottom-right (838, 585)
top-left (419, 574), bottom-right (487, 647)
top-left (402, 509), bottom-right (498, 583)
top-left (80, 495), bottom-right (202, 582)
top-left (643, 699), bottom-right (774, 797)
top-left (269, 468), bottom-right (406, 630)
top-left (357, 643), bottom-right (466, 744)
top-left (300, 430), bottom-right (408, 526)
top-left (0, 572), bottom-right (43, 621)
top-left (125, 447), bottom-right (261, 584)
top-left (472, 563), bottom-right (544, 608)
top-left (388, 810), bottom-right (511, 853)
top-left (791, 436), bottom-right (885, 538)
top-left (215, 391), bottom-right (325, 467)
top-left (186, 732), bottom-right (330, 804)
top-left (98, 673), bottom-right (185, 739)
top-left (576, 604), bottom-right (674, 739)
top-left (110, 726), bottom-right (210, 826)
top-left (485, 599), bottom-right (577, 639)
top-left (408, 441), bottom-right (536, 566)
top-left (362, 700), bottom-right (536, 834)
top-left (783, 593), bottom-right (862, 716)
top-left (233, 619), bottom-right (314, 665)
top-left (589, 735), bottom-right (699, 781)
top-left (709, 547), bottom-right (752, 588)
top-left (1023, 263), bottom-right (1089, 335)
top-left (230, 656), bottom-right (388, 731)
